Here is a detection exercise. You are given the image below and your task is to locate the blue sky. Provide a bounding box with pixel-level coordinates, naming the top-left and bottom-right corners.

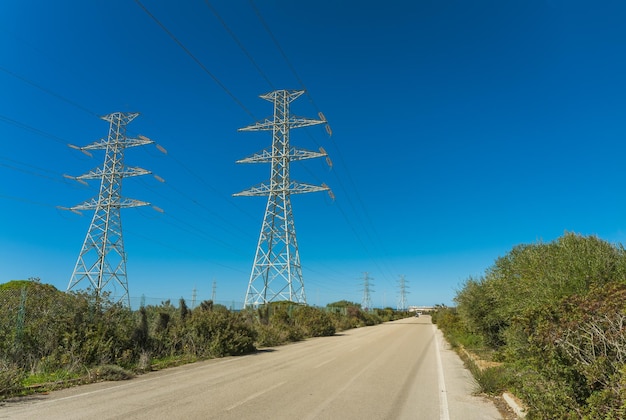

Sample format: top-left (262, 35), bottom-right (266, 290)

top-left (2, 0), bottom-right (626, 308)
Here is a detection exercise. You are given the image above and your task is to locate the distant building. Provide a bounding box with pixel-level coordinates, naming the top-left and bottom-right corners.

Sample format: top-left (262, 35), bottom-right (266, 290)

top-left (408, 306), bottom-right (434, 313)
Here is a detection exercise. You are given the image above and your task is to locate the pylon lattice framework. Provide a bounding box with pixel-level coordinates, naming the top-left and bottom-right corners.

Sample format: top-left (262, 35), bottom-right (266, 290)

top-left (398, 275), bottom-right (409, 311)
top-left (361, 272), bottom-right (373, 311)
top-left (66, 112), bottom-right (154, 307)
top-left (235, 89), bottom-right (330, 308)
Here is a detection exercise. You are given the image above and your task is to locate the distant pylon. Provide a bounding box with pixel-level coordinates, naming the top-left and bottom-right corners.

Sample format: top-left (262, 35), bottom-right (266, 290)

top-left (64, 112), bottom-right (155, 307)
top-left (234, 89), bottom-right (332, 308)
top-left (361, 272), bottom-right (374, 311)
top-left (398, 275), bottom-right (409, 311)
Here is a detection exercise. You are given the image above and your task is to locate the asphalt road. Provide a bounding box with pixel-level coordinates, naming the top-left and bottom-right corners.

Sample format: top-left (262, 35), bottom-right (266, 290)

top-left (1, 316), bottom-right (502, 419)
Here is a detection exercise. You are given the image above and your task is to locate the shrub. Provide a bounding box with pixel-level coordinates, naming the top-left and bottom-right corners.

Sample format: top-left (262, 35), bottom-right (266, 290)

top-left (255, 323), bottom-right (295, 347)
top-left (451, 233), bottom-right (626, 418)
top-left (0, 361), bottom-right (24, 398)
top-left (91, 364), bottom-right (134, 381)
top-left (190, 307), bottom-right (256, 357)
top-left (473, 365), bottom-right (509, 395)
top-left (292, 306), bottom-right (335, 337)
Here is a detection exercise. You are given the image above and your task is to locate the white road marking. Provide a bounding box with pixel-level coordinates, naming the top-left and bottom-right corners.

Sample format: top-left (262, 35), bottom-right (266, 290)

top-left (433, 325), bottom-right (450, 420)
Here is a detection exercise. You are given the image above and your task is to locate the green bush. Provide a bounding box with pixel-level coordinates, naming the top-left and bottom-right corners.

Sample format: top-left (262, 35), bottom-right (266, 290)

top-left (0, 361), bottom-right (24, 398)
top-left (450, 233), bottom-right (626, 418)
top-left (255, 323), bottom-right (296, 347)
top-left (190, 306), bottom-right (257, 357)
top-left (472, 365), bottom-right (510, 395)
top-left (292, 306), bottom-right (335, 337)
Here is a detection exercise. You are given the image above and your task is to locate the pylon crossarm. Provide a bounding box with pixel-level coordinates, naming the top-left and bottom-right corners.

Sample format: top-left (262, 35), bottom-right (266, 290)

top-left (75, 165), bottom-right (151, 180)
top-left (233, 183), bottom-right (271, 196)
top-left (239, 119), bottom-right (275, 132)
top-left (69, 198), bottom-right (100, 211)
top-left (81, 138), bottom-right (109, 150)
top-left (69, 196), bottom-right (149, 211)
top-left (236, 147), bottom-right (325, 164)
top-left (239, 116), bottom-right (325, 132)
top-left (122, 166), bottom-right (152, 177)
top-left (101, 111), bottom-right (139, 125)
top-left (289, 147), bottom-right (326, 161)
top-left (75, 167), bottom-right (105, 180)
top-left (118, 198), bottom-right (150, 208)
top-left (259, 89), bottom-right (305, 103)
top-left (289, 181), bottom-right (329, 194)
top-left (236, 148), bottom-right (273, 163)
top-left (286, 116), bottom-right (325, 130)
top-left (234, 181), bottom-right (328, 196)
top-left (125, 136), bottom-right (154, 148)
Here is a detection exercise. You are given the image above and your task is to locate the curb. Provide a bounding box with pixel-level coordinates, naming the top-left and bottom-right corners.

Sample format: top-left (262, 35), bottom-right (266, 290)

top-left (502, 392), bottom-right (526, 418)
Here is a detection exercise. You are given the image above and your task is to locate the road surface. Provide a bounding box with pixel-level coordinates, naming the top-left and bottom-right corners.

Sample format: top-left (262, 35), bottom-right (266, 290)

top-left (1, 316), bottom-right (501, 419)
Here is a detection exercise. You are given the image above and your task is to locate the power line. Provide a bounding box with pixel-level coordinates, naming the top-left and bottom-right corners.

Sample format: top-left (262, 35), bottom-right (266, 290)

top-left (204, 0), bottom-right (275, 90)
top-left (124, 222), bottom-right (249, 276)
top-left (134, 0), bottom-right (255, 118)
top-left (0, 66), bottom-right (100, 118)
top-left (0, 114), bottom-right (69, 146)
top-left (0, 194), bottom-right (58, 208)
top-left (0, 156), bottom-right (74, 185)
top-left (248, 1), bottom-right (308, 100)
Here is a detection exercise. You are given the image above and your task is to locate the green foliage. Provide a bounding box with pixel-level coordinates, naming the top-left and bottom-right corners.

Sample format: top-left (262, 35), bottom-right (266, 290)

top-left (450, 233), bottom-right (626, 418)
top-left (326, 300), bottom-right (360, 309)
top-left (90, 364), bottom-right (134, 381)
top-left (189, 305), bottom-right (257, 357)
top-left (431, 307), bottom-right (479, 349)
top-left (473, 365), bottom-right (509, 395)
top-left (255, 323), bottom-right (296, 347)
top-left (373, 307), bottom-right (408, 322)
top-left (292, 305), bottom-right (335, 337)
top-left (456, 233), bottom-right (626, 350)
top-left (509, 282), bottom-right (626, 418)
top-left (256, 302), bottom-right (305, 344)
top-left (0, 285), bottom-right (260, 398)
top-left (0, 361), bottom-right (24, 396)
top-left (325, 301), bottom-right (387, 329)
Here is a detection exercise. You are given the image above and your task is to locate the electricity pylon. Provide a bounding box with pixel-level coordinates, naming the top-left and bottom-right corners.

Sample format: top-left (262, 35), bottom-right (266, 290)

top-left (361, 272), bottom-right (374, 311)
top-left (234, 89), bottom-right (331, 308)
top-left (398, 275), bottom-right (409, 311)
top-left (64, 112), bottom-right (155, 307)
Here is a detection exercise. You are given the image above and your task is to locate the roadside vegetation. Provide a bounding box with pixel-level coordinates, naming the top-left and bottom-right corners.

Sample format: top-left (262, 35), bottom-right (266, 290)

top-left (433, 232), bottom-right (626, 419)
top-left (0, 280), bottom-right (410, 399)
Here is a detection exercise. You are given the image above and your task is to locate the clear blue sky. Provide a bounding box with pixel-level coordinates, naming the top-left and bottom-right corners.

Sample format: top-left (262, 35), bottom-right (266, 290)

top-left (2, 0), bottom-right (626, 308)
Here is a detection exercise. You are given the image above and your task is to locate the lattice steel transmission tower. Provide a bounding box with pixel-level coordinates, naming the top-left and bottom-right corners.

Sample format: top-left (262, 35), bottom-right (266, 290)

top-left (234, 89), bottom-right (331, 308)
top-left (64, 112), bottom-right (155, 307)
top-left (398, 275), bottom-right (409, 311)
top-left (361, 272), bottom-right (374, 311)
